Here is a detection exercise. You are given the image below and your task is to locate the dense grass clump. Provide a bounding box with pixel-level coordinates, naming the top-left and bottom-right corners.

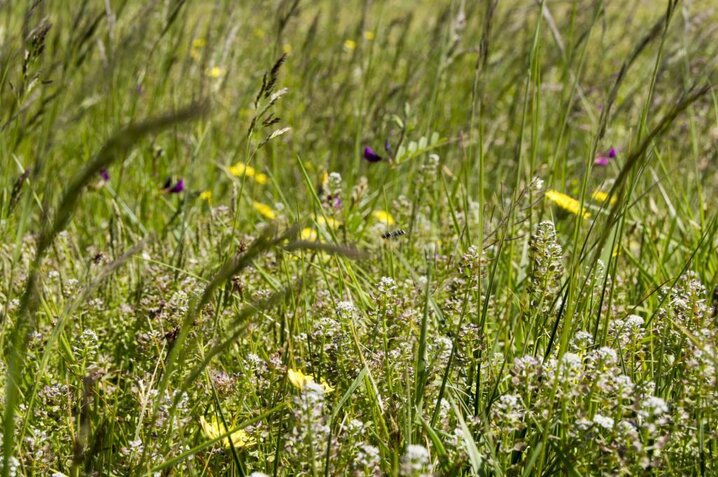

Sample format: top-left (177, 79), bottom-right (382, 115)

top-left (1, 1), bottom-right (717, 475)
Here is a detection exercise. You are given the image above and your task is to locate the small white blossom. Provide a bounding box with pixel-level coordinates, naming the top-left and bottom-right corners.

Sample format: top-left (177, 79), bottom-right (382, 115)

top-left (593, 414), bottom-right (614, 430)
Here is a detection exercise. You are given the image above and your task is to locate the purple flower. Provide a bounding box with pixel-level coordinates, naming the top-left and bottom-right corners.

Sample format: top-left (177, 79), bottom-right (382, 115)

top-left (594, 147), bottom-right (617, 166)
top-left (99, 168), bottom-right (110, 182)
top-left (363, 146), bottom-right (383, 163)
top-left (594, 156), bottom-right (610, 166)
top-left (163, 177), bottom-right (185, 194)
top-left (168, 179), bottom-right (184, 194)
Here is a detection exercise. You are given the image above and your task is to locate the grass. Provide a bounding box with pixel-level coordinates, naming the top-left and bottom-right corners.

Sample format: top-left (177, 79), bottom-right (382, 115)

top-left (0, 0), bottom-right (717, 475)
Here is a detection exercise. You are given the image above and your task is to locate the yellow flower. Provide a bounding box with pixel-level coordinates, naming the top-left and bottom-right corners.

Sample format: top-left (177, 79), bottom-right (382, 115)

top-left (545, 190), bottom-right (590, 219)
top-left (282, 43), bottom-right (293, 55)
top-left (363, 30), bottom-right (375, 41)
top-left (206, 66), bottom-right (224, 78)
top-left (372, 210), bottom-right (395, 225)
top-left (319, 378), bottom-right (335, 394)
top-left (316, 216), bottom-right (341, 229)
top-left (288, 369), bottom-right (313, 390)
top-left (229, 162), bottom-right (268, 185)
top-left (199, 190), bottom-right (212, 202)
top-left (190, 38), bottom-right (206, 61)
top-left (343, 39), bottom-right (357, 51)
top-left (287, 368), bottom-right (334, 394)
top-left (591, 190), bottom-right (617, 205)
top-left (300, 228), bottom-right (318, 241)
top-left (199, 416), bottom-right (255, 449)
top-left (252, 201), bottom-right (276, 220)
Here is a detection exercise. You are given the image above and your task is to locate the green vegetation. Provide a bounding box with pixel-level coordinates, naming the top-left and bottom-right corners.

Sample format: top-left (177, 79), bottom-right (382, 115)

top-left (1, 0), bottom-right (717, 475)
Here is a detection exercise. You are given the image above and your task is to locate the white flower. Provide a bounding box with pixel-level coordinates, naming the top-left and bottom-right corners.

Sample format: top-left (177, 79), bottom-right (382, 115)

top-left (573, 330), bottom-right (593, 346)
top-left (593, 414), bottom-right (614, 430)
top-left (378, 276), bottom-right (397, 294)
top-left (640, 396), bottom-right (668, 417)
top-left (336, 301), bottom-right (356, 314)
top-left (625, 314), bottom-right (644, 327)
top-left (576, 417), bottom-right (592, 431)
top-left (401, 444), bottom-right (431, 476)
top-left (594, 347), bottom-right (618, 365)
top-left (561, 352), bottom-right (582, 369)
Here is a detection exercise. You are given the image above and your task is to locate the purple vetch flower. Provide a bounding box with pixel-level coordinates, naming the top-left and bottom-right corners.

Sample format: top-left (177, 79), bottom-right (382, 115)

top-left (163, 178), bottom-right (185, 194)
top-left (594, 156), bottom-right (610, 166)
top-left (168, 179), bottom-right (184, 193)
top-left (99, 168), bottom-right (110, 182)
top-left (363, 146), bottom-right (383, 163)
top-left (594, 147), bottom-right (617, 166)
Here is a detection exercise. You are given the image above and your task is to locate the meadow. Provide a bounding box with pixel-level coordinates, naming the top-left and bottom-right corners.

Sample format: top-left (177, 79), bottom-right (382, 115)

top-left (1, 0), bottom-right (717, 475)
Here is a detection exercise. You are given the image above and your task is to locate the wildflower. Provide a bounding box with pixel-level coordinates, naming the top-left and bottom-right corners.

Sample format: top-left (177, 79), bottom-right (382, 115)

top-left (287, 368), bottom-right (334, 394)
top-left (594, 147), bottom-right (617, 166)
top-left (418, 154), bottom-right (440, 185)
top-left (372, 210), bottom-right (395, 225)
top-left (316, 216), bottom-right (341, 228)
top-left (400, 444), bottom-right (431, 477)
top-left (163, 178), bottom-right (185, 194)
top-left (639, 396), bottom-right (668, 418)
top-left (190, 38), bottom-right (205, 61)
top-left (282, 43), bottom-right (293, 55)
top-left (199, 416), bottom-right (255, 449)
top-left (591, 190), bottom-right (617, 205)
top-left (572, 330), bottom-right (593, 348)
top-left (531, 176), bottom-right (544, 191)
top-left (528, 221), bottom-right (564, 316)
top-left (252, 201), bottom-right (276, 220)
top-left (99, 168), bottom-right (110, 182)
top-left (545, 189), bottom-right (590, 219)
top-left (199, 190), bottom-right (212, 202)
top-left (353, 443), bottom-right (381, 475)
top-left (344, 39), bottom-right (357, 50)
top-left (206, 66), bottom-right (224, 78)
top-left (300, 228), bottom-right (318, 241)
top-left (318, 172), bottom-right (343, 209)
top-left (229, 162), bottom-right (268, 184)
top-left (626, 314), bottom-right (644, 328)
top-left (595, 347), bottom-right (618, 364)
top-left (336, 301), bottom-right (356, 314)
top-left (593, 414), bottom-right (615, 430)
top-left (363, 30), bottom-right (375, 41)
top-left (493, 394), bottom-right (524, 429)
top-left (286, 382), bottom-right (330, 473)
top-left (561, 352), bottom-right (582, 370)
top-left (363, 146), bottom-right (383, 163)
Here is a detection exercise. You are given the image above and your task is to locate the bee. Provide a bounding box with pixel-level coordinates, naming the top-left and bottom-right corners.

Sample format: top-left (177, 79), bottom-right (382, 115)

top-left (381, 229), bottom-right (406, 239)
